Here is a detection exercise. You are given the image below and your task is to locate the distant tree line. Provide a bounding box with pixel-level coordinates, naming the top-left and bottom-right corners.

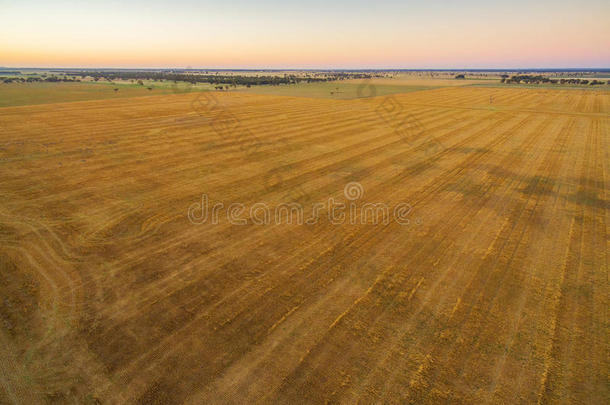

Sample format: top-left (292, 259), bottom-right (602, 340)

top-left (1, 76), bottom-right (81, 84)
top-left (501, 74), bottom-right (608, 86)
top-left (54, 71), bottom-right (375, 87)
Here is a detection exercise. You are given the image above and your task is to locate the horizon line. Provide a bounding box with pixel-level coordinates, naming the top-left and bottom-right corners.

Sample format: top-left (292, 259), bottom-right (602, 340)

top-left (2, 66), bottom-right (610, 72)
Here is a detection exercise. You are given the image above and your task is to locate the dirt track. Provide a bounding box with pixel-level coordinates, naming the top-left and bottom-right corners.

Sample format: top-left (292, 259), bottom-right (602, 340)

top-left (0, 86), bottom-right (608, 403)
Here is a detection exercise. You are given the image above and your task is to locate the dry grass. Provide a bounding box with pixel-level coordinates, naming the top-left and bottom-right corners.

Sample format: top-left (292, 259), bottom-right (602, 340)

top-left (0, 86), bottom-right (608, 403)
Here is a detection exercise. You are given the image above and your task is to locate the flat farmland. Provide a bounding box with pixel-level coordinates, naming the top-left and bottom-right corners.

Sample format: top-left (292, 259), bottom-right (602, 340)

top-left (0, 86), bottom-right (608, 403)
top-left (0, 82), bottom-right (195, 108)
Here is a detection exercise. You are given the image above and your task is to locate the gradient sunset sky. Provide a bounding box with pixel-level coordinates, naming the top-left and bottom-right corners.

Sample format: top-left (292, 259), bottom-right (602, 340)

top-left (1, 0), bottom-right (609, 69)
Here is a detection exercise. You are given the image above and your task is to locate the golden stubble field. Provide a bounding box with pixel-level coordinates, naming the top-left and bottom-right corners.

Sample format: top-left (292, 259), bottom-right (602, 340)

top-left (0, 85), bottom-right (608, 404)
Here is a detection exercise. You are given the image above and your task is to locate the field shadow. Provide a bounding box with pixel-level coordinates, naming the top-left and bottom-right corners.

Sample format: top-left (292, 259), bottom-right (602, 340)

top-left (444, 146), bottom-right (490, 155)
top-left (443, 163), bottom-right (609, 214)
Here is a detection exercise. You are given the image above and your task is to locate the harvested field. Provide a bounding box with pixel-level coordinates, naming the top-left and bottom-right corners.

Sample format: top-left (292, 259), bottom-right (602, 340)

top-left (0, 86), bottom-right (608, 403)
top-left (0, 82), bottom-right (194, 108)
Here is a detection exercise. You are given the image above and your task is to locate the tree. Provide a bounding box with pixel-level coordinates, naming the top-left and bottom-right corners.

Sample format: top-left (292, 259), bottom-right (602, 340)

top-left (137, 80), bottom-right (144, 86)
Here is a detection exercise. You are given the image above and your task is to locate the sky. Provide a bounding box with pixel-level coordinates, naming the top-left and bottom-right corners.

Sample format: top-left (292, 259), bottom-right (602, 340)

top-left (1, 0), bottom-right (609, 69)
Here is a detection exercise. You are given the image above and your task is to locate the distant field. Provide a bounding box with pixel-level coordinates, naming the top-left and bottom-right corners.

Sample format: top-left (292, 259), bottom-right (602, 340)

top-left (360, 76), bottom-right (496, 87)
top-left (0, 77), bottom-right (477, 107)
top-left (0, 86), bottom-right (608, 403)
top-left (239, 76), bottom-right (495, 99)
top-left (0, 81), bottom-right (211, 107)
top-left (472, 82), bottom-right (610, 91)
top-left (239, 81), bottom-right (438, 99)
